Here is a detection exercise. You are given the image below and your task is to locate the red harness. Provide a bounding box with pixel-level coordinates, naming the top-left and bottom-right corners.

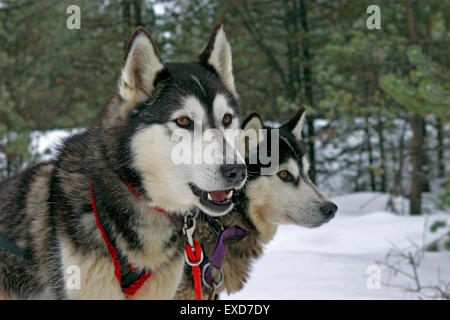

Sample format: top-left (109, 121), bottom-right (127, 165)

top-left (90, 179), bottom-right (203, 299)
top-left (90, 180), bottom-right (154, 298)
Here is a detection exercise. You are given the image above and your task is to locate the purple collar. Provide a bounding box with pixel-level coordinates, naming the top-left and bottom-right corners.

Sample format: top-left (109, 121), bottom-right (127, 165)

top-left (200, 213), bottom-right (248, 291)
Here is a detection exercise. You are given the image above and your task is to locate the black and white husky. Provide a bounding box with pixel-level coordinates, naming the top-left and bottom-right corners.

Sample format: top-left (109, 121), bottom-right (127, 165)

top-left (176, 108), bottom-right (338, 299)
top-left (0, 24), bottom-right (246, 299)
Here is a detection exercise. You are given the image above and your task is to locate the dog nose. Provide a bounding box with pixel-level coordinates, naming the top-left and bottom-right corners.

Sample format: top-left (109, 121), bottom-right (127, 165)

top-left (221, 164), bottom-right (247, 185)
top-left (320, 201), bottom-right (338, 216)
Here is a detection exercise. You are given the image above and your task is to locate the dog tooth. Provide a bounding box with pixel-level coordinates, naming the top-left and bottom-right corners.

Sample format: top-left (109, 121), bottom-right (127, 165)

top-left (226, 190), bottom-right (233, 199)
top-left (207, 193), bottom-right (212, 201)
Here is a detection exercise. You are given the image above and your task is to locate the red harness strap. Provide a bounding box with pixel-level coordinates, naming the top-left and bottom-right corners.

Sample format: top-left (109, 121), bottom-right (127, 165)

top-left (92, 178), bottom-right (201, 298)
top-left (122, 178), bottom-right (167, 214)
top-left (122, 271), bottom-right (153, 298)
top-left (184, 239), bottom-right (203, 300)
top-left (90, 180), bottom-right (162, 298)
top-left (90, 182), bottom-right (124, 284)
top-left (122, 179), bottom-right (144, 199)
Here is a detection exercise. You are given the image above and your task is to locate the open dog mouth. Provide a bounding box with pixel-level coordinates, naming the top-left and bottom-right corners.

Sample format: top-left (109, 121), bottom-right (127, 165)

top-left (189, 183), bottom-right (234, 214)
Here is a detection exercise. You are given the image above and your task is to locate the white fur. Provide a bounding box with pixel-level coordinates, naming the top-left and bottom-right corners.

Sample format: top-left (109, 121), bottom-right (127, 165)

top-left (285, 158), bottom-right (299, 180)
top-left (212, 94), bottom-right (234, 126)
top-left (130, 94), bottom-right (246, 217)
top-left (243, 116), bottom-right (263, 134)
top-left (131, 125), bottom-right (194, 214)
top-left (246, 155), bottom-right (332, 238)
top-left (207, 27), bottom-right (237, 97)
top-left (128, 255), bottom-right (184, 300)
top-left (118, 32), bottom-right (164, 107)
top-left (60, 237), bottom-right (184, 300)
top-left (191, 75), bottom-right (205, 94)
top-left (302, 156), bottom-right (310, 177)
top-left (292, 111), bottom-right (306, 139)
top-left (60, 237), bottom-right (124, 300)
top-left (213, 94), bottom-right (245, 166)
top-left (239, 114), bottom-right (264, 159)
top-left (170, 96), bottom-right (207, 124)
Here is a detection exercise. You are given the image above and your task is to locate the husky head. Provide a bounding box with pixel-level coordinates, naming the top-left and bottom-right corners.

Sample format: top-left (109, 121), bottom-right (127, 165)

top-left (240, 108), bottom-right (337, 228)
top-left (112, 24), bottom-right (246, 217)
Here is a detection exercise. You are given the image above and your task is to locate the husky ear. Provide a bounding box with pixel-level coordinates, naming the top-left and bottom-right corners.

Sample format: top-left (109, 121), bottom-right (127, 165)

top-left (282, 106), bottom-right (306, 140)
top-left (199, 23), bottom-right (237, 97)
top-left (118, 27), bottom-right (164, 110)
top-left (241, 112), bottom-right (264, 132)
top-left (239, 112), bottom-right (264, 157)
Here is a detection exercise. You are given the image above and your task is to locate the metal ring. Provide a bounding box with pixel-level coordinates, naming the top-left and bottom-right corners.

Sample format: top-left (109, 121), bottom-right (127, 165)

top-left (202, 213), bottom-right (224, 235)
top-left (211, 219), bottom-right (224, 235)
top-left (184, 249), bottom-right (204, 267)
top-left (201, 262), bottom-right (224, 289)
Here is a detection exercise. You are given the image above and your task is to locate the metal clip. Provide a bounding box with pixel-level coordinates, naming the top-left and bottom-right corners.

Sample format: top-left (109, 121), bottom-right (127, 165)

top-left (183, 210), bottom-right (198, 248)
top-left (183, 208), bottom-right (203, 266)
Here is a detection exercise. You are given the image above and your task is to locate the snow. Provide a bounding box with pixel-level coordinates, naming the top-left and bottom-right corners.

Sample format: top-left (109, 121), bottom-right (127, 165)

top-left (223, 193), bottom-right (450, 300)
top-left (30, 129), bottom-right (84, 161)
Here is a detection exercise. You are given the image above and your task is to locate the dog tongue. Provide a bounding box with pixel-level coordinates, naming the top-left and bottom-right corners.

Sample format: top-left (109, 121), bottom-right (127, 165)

top-left (210, 191), bottom-right (227, 202)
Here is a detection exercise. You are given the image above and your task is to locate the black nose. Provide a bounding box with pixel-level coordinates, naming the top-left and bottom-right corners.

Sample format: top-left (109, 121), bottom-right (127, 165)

top-left (320, 202), bottom-right (338, 216)
top-left (221, 164), bottom-right (247, 185)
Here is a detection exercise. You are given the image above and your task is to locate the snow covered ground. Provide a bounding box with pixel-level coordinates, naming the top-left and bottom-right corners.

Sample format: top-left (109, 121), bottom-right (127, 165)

top-left (223, 192), bottom-right (449, 300)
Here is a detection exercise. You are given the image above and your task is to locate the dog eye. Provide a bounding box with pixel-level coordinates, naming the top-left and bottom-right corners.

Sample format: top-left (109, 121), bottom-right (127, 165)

top-left (175, 116), bottom-right (191, 128)
top-left (278, 170), bottom-right (294, 182)
top-left (223, 113), bottom-right (232, 126)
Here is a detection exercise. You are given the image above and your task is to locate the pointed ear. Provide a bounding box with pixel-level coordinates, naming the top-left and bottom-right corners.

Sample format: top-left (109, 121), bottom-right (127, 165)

top-left (282, 106), bottom-right (306, 139)
top-left (118, 27), bottom-right (164, 110)
top-left (199, 23), bottom-right (237, 97)
top-left (241, 112), bottom-right (264, 131)
top-left (239, 112), bottom-right (264, 157)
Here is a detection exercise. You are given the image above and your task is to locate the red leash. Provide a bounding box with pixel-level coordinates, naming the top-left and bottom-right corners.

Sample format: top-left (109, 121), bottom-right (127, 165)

top-left (184, 239), bottom-right (203, 300)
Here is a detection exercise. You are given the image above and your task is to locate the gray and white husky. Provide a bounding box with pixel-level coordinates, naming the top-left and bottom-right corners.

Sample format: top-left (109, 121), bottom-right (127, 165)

top-left (0, 24), bottom-right (246, 299)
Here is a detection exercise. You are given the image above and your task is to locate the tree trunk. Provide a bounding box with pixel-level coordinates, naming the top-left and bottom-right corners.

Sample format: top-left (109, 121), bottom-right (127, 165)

top-left (376, 116), bottom-right (387, 192)
top-left (5, 133), bottom-right (10, 178)
top-left (436, 117), bottom-right (445, 177)
top-left (408, 0), bottom-right (424, 215)
top-left (134, 0), bottom-right (142, 27)
top-left (299, 0), bottom-right (316, 184)
top-left (122, 0), bottom-right (131, 35)
top-left (364, 115), bottom-right (376, 191)
top-left (410, 114), bottom-right (424, 215)
top-left (393, 120), bottom-right (407, 197)
top-left (282, 0), bottom-right (300, 101)
top-left (354, 146), bottom-right (363, 191)
top-left (306, 117), bottom-right (316, 183)
top-left (421, 120), bottom-right (430, 192)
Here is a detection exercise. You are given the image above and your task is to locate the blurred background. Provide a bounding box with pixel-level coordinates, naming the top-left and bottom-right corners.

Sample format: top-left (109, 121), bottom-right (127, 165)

top-left (0, 0), bottom-right (448, 298)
